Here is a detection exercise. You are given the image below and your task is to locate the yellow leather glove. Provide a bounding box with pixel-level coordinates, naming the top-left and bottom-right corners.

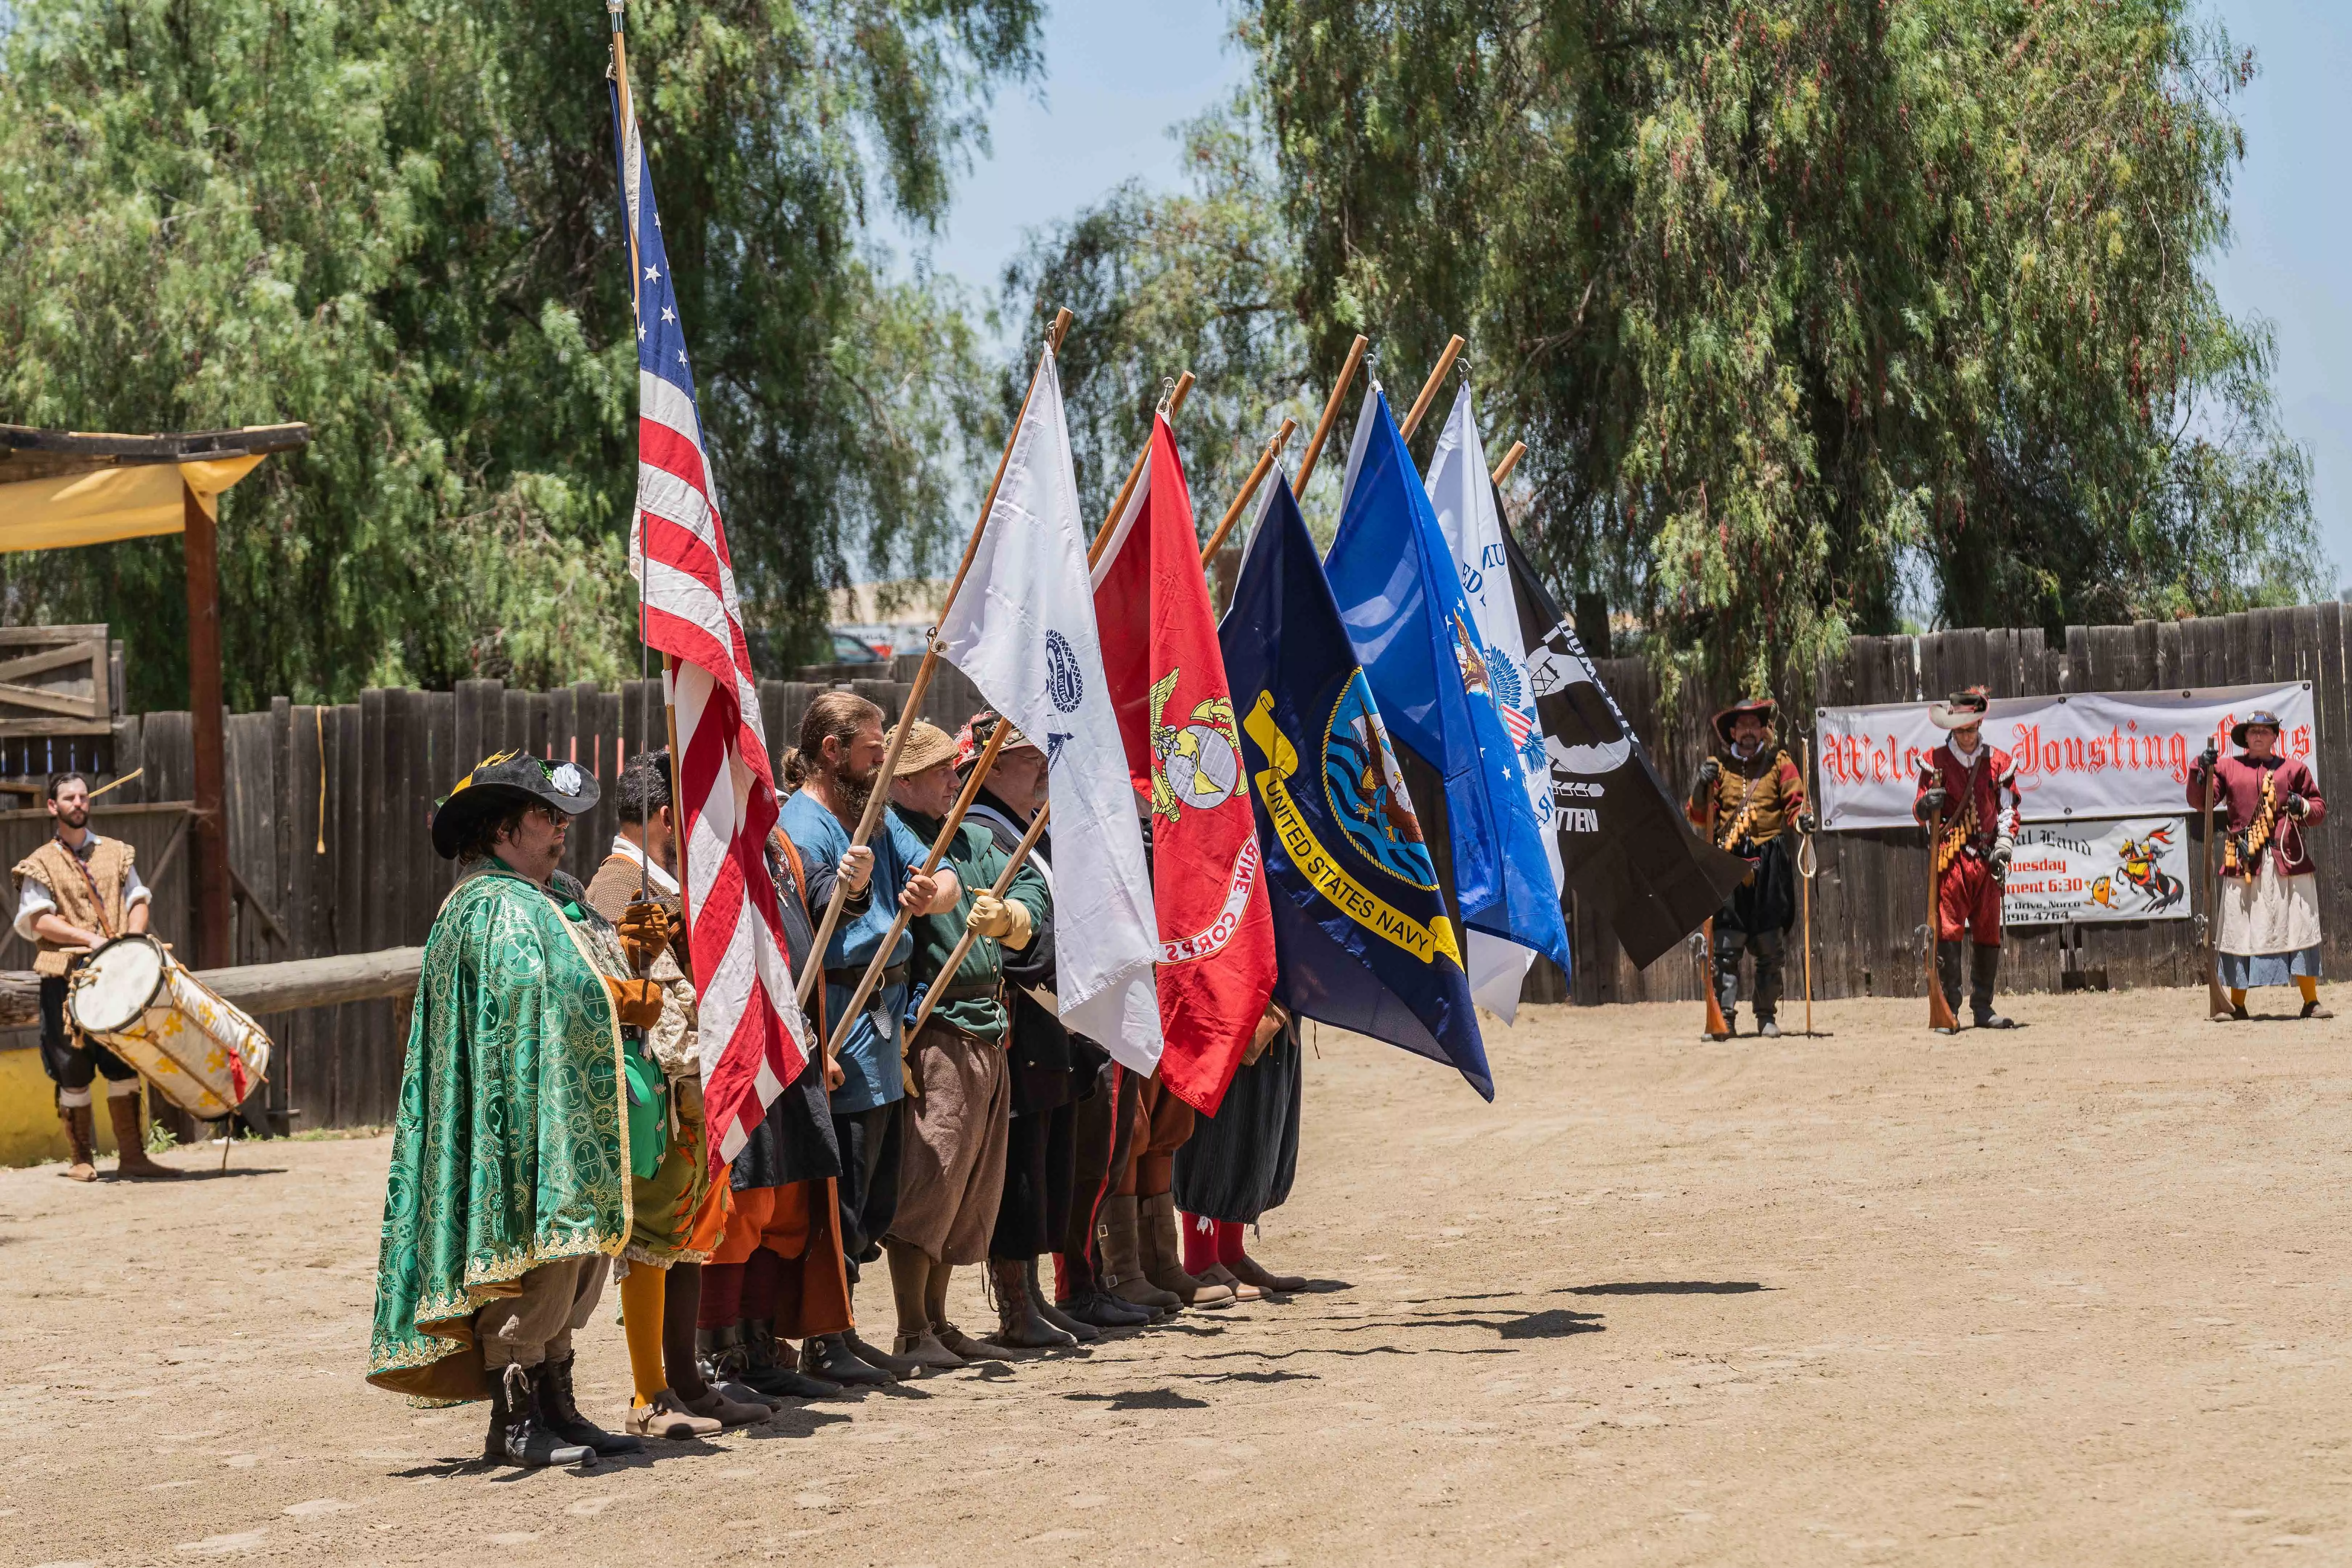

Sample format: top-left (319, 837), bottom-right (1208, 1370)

top-left (603, 975), bottom-right (666, 1029)
top-left (965, 891), bottom-right (1033, 950)
top-left (618, 900), bottom-right (674, 971)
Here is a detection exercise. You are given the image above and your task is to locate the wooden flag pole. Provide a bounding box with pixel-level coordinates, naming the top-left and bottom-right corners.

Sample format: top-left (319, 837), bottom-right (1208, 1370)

top-left (903, 802), bottom-right (1054, 1044)
top-left (1800, 739), bottom-right (1816, 1038)
top-left (823, 720), bottom-right (1013, 1058)
top-left (1491, 441), bottom-right (1527, 485)
top-left (1197, 418), bottom-right (1297, 568)
top-left (1924, 793), bottom-right (1960, 1033)
top-left (1398, 334), bottom-right (1466, 443)
top-left (2204, 766), bottom-right (2233, 1021)
top-left (1293, 335), bottom-right (1369, 498)
top-left (1087, 372), bottom-right (1195, 572)
top-left (797, 307), bottom-right (1073, 1004)
top-left (1700, 790), bottom-right (1732, 1040)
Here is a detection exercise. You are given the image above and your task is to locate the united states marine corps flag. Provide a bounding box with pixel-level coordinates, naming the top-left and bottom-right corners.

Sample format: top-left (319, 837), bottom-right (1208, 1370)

top-left (1093, 414), bottom-right (1278, 1114)
top-left (1222, 474), bottom-right (1489, 1099)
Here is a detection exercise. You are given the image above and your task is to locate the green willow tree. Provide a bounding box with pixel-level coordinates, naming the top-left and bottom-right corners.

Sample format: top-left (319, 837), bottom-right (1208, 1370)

top-left (0, 0), bottom-right (1034, 708)
top-left (1246, 0), bottom-right (2322, 693)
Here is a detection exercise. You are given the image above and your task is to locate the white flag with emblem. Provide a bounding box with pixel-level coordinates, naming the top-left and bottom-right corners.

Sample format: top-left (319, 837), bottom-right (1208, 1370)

top-left (1427, 387), bottom-right (1564, 1022)
top-left (937, 346), bottom-right (1165, 1071)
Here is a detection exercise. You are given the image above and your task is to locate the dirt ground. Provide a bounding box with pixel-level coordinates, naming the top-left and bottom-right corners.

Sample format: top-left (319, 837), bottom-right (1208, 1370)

top-left (5, 985), bottom-right (2351, 1566)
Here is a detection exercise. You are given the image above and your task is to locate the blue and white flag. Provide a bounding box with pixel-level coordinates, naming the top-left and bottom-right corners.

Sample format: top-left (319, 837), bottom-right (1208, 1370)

top-left (1426, 387), bottom-right (1566, 1021)
top-left (1324, 388), bottom-right (1571, 983)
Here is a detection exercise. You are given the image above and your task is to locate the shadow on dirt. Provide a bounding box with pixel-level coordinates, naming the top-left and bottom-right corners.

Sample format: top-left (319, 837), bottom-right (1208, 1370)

top-left (1567, 1281), bottom-right (1766, 1296)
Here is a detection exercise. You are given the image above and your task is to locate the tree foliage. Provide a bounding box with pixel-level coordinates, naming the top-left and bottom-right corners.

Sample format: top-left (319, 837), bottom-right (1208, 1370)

top-left (0, 0), bottom-right (1035, 708)
top-left (1233, 0), bottom-right (2321, 692)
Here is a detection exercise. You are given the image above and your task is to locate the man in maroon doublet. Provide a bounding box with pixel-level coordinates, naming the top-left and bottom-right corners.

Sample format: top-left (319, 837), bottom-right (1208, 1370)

top-left (1913, 688), bottom-right (2023, 1031)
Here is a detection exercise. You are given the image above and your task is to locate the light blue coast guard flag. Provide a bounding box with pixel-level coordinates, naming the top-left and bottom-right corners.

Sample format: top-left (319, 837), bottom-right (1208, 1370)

top-left (1322, 387), bottom-right (1572, 977)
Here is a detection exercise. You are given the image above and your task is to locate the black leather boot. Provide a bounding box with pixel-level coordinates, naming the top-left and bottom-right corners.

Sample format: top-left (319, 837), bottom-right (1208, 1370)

top-left (741, 1318), bottom-right (845, 1399)
top-left (697, 1325), bottom-right (782, 1408)
top-left (538, 1353), bottom-right (643, 1455)
top-left (803, 1333), bottom-right (894, 1387)
top-left (1970, 946), bottom-right (2015, 1028)
top-left (1029, 1258), bottom-right (1098, 1343)
top-left (1933, 943), bottom-right (1965, 1034)
top-left (481, 1372), bottom-right (509, 1463)
top-left (496, 1364), bottom-right (593, 1468)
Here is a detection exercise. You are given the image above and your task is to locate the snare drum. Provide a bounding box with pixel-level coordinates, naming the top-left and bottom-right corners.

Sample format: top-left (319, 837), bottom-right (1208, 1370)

top-left (68, 935), bottom-right (272, 1118)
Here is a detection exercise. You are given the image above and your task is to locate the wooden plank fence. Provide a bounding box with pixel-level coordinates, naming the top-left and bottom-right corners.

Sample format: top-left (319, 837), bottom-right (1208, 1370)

top-left (0, 608), bottom-right (2333, 1131)
top-left (0, 654), bottom-right (986, 1133)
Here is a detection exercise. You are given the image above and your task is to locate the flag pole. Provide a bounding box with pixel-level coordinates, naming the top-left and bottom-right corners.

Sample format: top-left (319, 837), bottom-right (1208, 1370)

top-left (1491, 441), bottom-right (1527, 485)
top-left (612, 1), bottom-right (665, 929)
top-left (1197, 418), bottom-right (1296, 568)
top-left (904, 801), bottom-right (1054, 1044)
top-left (1087, 371), bottom-right (1194, 571)
top-left (823, 720), bottom-right (1014, 1059)
top-left (1292, 335), bottom-right (1369, 498)
top-left (796, 306), bottom-right (1074, 1004)
top-left (1398, 334), bottom-right (1466, 443)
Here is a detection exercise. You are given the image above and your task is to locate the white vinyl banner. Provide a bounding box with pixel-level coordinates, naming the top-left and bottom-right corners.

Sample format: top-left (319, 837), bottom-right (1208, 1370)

top-left (1814, 681), bottom-right (2316, 831)
top-left (2002, 817), bottom-right (2193, 925)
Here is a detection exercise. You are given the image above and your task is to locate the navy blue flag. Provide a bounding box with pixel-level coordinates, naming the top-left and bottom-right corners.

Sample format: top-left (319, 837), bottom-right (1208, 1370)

top-left (1324, 390), bottom-right (1572, 979)
top-left (1221, 473), bottom-right (1491, 1099)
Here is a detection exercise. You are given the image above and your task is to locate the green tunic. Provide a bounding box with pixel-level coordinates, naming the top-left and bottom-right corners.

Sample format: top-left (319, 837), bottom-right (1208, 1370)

top-left (367, 863), bottom-right (631, 1403)
top-left (899, 807), bottom-right (1048, 1044)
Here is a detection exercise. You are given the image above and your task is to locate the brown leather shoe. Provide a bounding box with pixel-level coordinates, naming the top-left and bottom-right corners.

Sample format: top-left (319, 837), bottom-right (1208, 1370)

top-left (60, 1103), bottom-right (97, 1182)
top-left (1198, 1261), bottom-right (1262, 1301)
top-left (1142, 1193), bottom-right (1231, 1306)
top-left (626, 1389), bottom-right (726, 1439)
top-left (1226, 1248), bottom-right (1307, 1294)
top-left (932, 1321), bottom-right (1016, 1363)
top-left (891, 1330), bottom-right (967, 1372)
top-left (107, 1093), bottom-right (181, 1179)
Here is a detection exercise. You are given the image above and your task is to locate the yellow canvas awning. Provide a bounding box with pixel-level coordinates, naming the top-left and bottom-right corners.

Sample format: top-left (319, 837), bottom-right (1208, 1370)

top-left (0, 424), bottom-right (309, 552)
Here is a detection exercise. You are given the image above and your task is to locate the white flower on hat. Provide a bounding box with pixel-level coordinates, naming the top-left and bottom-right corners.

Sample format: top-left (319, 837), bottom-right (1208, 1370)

top-left (550, 761), bottom-right (585, 795)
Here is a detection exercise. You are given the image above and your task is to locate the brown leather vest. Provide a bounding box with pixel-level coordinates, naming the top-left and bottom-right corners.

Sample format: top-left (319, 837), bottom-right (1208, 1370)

top-left (12, 836), bottom-right (135, 976)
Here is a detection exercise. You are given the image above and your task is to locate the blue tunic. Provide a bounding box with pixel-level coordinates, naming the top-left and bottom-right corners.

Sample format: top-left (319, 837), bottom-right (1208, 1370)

top-left (777, 791), bottom-right (924, 1113)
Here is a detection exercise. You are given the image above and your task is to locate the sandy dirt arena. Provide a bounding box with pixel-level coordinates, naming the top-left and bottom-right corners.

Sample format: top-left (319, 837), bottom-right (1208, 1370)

top-left (4, 986), bottom-right (2351, 1566)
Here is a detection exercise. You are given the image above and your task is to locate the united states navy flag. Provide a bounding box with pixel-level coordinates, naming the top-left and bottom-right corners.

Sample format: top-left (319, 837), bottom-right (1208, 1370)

top-left (1221, 472), bottom-right (1491, 1099)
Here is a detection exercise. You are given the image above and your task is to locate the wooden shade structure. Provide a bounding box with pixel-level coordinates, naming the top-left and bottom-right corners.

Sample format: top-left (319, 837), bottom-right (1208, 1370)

top-left (0, 423), bottom-right (311, 968)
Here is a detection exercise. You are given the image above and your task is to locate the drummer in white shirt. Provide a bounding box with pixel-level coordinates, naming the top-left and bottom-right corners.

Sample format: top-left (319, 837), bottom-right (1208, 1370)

top-left (11, 770), bottom-right (176, 1181)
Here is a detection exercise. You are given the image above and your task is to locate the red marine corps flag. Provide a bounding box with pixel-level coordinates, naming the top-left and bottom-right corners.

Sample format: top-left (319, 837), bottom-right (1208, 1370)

top-left (1091, 414), bottom-right (1278, 1113)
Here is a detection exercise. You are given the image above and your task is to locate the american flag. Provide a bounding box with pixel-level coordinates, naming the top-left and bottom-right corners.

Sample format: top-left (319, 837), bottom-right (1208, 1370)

top-left (611, 65), bottom-right (811, 1172)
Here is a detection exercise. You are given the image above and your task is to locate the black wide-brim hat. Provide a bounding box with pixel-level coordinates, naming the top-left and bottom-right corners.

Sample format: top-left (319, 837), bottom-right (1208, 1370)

top-left (2231, 709), bottom-right (2284, 748)
top-left (430, 749), bottom-right (601, 860)
top-left (1711, 696), bottom-right (1776, 746)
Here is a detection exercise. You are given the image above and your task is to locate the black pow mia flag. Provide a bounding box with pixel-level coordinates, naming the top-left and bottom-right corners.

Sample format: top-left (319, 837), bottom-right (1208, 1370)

top-left (1498, 513), bottom-right (1749, 970)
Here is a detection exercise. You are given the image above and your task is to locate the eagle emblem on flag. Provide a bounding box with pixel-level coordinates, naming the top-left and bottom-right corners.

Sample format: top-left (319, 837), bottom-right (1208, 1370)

top-left (1146, 667), bottom-right (1243, 824)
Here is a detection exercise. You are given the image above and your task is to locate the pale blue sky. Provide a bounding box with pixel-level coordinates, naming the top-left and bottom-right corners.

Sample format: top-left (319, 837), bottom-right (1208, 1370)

top-left (910, 2), bottom-right (2348, 588)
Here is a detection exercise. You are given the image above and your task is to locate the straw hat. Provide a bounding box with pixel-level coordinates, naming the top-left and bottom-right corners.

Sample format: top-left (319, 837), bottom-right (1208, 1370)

top-left (889, 719), bottom-right (961, 777)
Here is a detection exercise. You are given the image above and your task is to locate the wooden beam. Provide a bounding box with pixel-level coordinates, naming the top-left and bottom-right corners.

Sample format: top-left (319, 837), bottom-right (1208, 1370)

top-left (184, 480), bottom-right (231, 970)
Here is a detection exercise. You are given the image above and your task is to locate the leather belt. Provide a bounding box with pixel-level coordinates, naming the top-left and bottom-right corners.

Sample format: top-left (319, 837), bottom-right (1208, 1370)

top-left (938, 978), bottom-right (1005, 1003)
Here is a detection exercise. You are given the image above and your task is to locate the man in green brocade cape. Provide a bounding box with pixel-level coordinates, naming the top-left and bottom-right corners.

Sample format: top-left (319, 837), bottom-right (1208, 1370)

top-left (367, 750), bottom-right (667, 1468)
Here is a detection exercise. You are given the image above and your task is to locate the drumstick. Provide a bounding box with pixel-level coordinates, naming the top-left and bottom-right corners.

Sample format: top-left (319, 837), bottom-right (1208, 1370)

top-left (87, 768), bottom-right (142, 801)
